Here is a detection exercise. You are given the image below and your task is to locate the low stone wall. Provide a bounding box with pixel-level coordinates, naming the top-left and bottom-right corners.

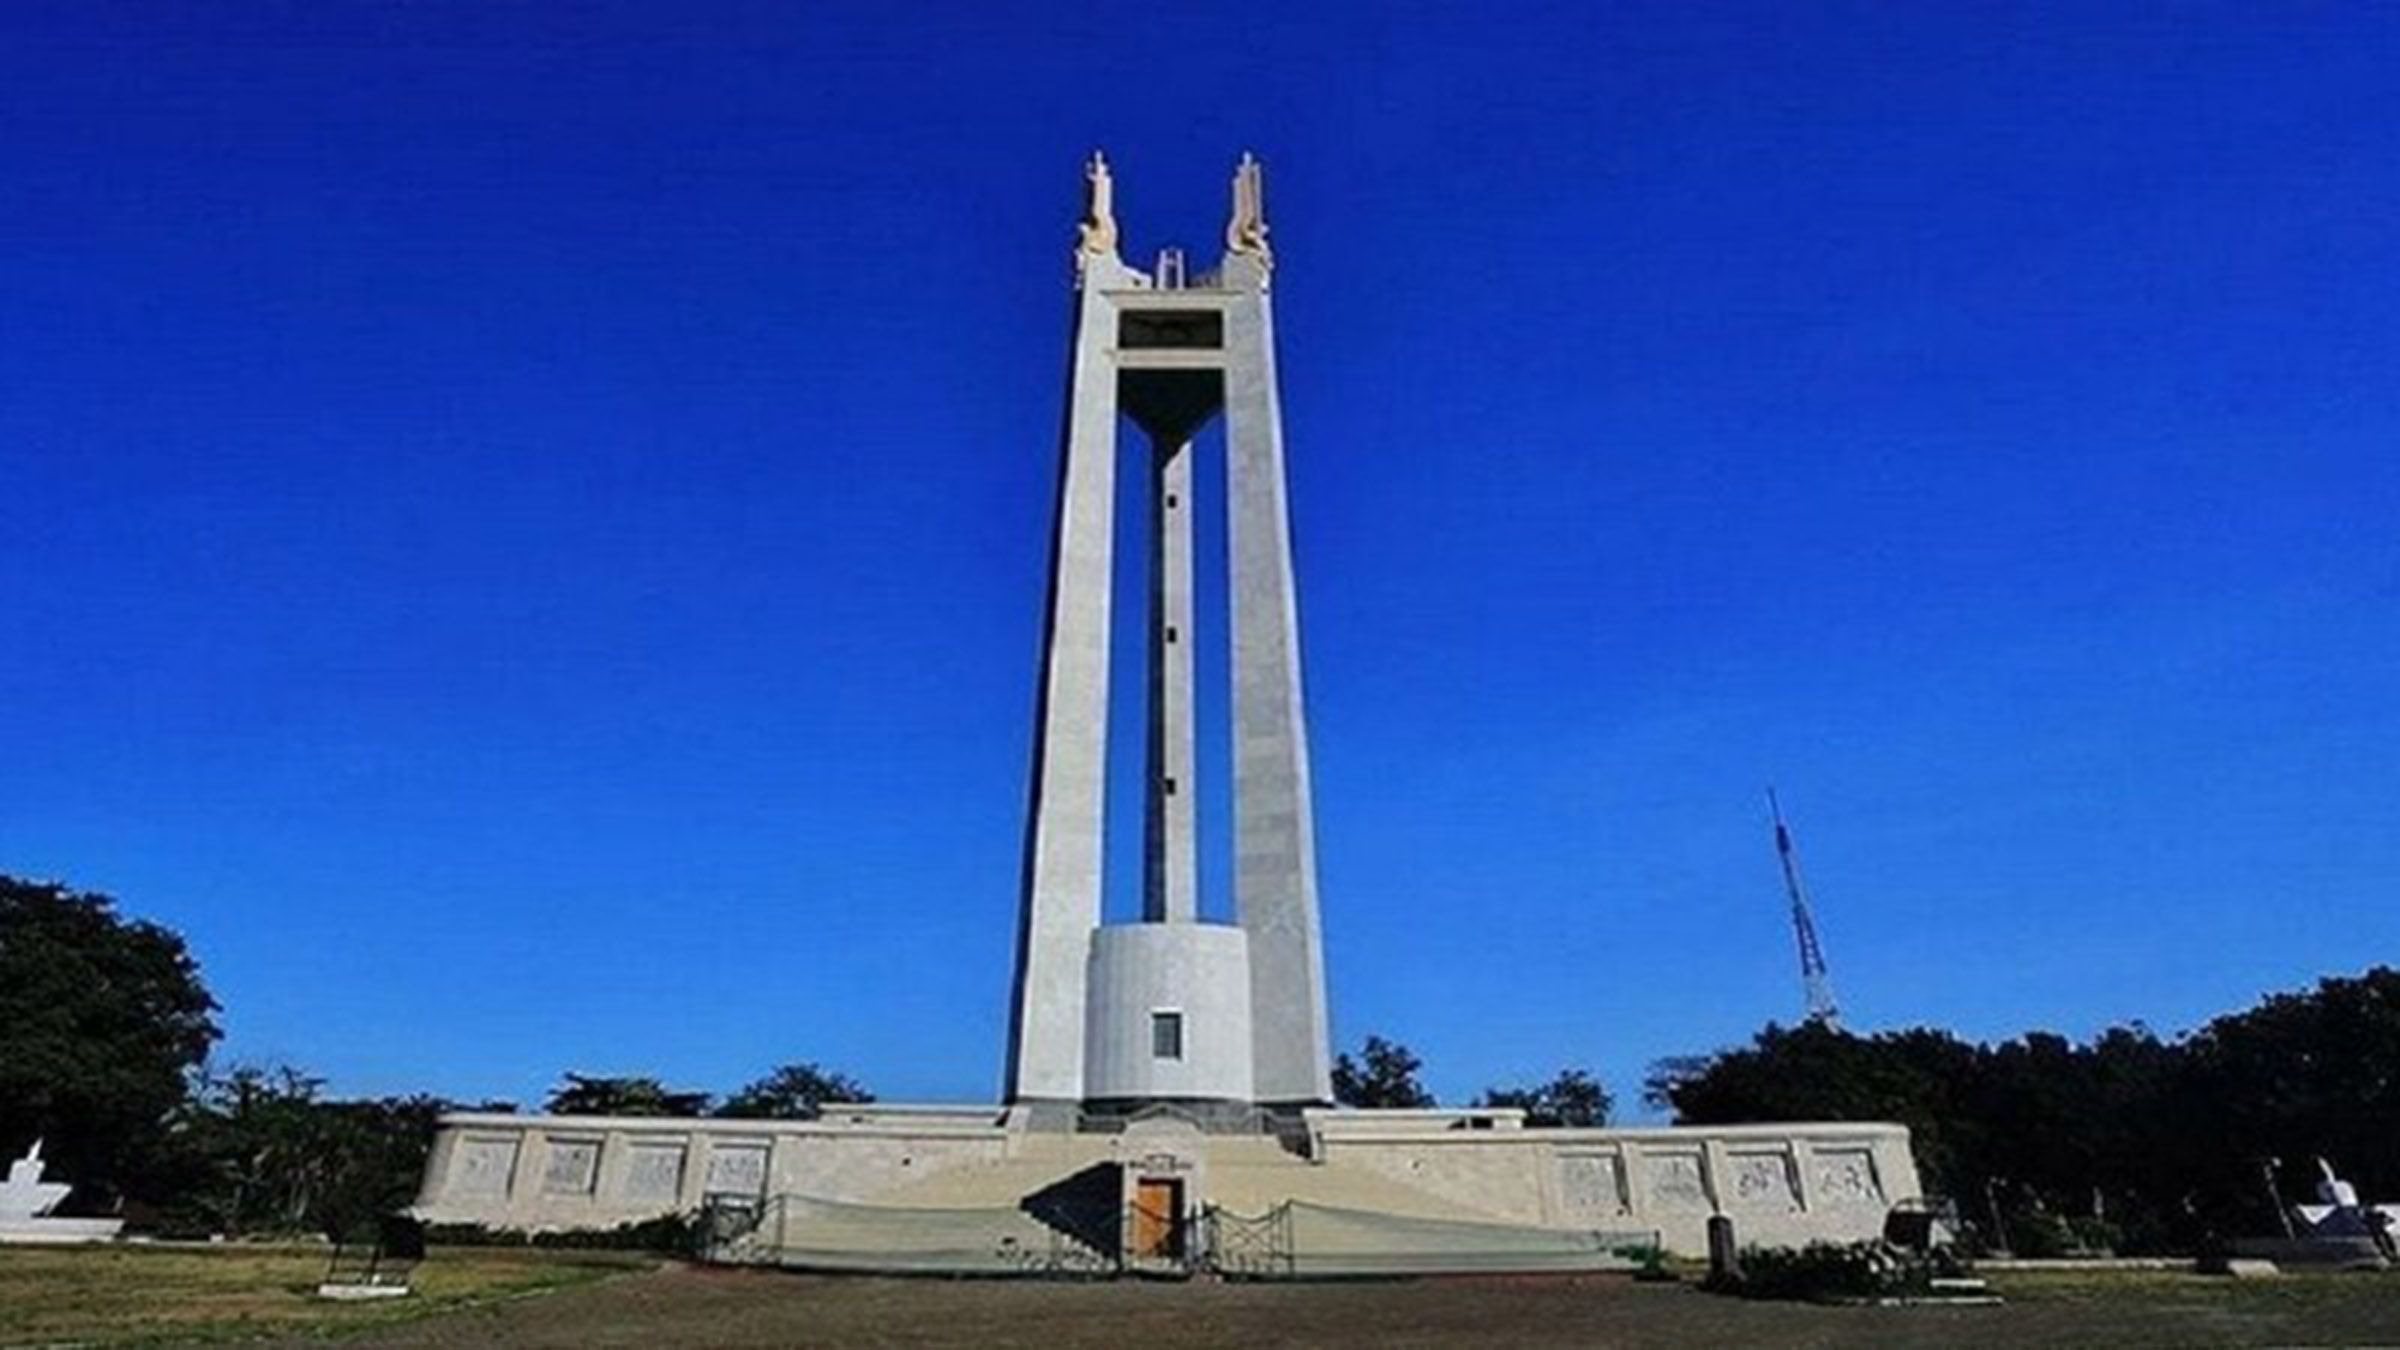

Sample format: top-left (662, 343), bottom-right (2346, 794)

top-left (414, 1106), bottom-right (1920, 1258)
top-left (1304, 1114), bottom-right (1921, 1256)
top-left (412, 1107), bottom-right (1013, 1232)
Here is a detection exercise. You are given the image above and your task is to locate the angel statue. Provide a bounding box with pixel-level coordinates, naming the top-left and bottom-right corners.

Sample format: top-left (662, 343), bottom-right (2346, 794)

top-left (1224, 152), bottom-right (1271, 265)
top-left (1078, 150), bottom-right (1119, 259)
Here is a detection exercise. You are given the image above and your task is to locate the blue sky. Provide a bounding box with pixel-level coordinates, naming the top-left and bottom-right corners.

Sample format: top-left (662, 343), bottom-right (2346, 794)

top-left (4, 4), bottom-right (2395, 1116)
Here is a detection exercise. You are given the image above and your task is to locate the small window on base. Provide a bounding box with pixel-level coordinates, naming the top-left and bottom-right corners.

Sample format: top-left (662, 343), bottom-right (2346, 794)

top-left (1151, 1011), bottom-right (1184, 1060)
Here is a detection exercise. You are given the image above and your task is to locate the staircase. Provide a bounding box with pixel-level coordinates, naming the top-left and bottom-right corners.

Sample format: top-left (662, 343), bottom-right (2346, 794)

top-left (1203, 1137), bottom-right (1504, 1221)
top-left (866, 1131), bottom-right (1126, 1209)
top-left (867, 1130), bottom-right (1517, 1226)
top-left (709, 1131), bottom-right (1649, 1278)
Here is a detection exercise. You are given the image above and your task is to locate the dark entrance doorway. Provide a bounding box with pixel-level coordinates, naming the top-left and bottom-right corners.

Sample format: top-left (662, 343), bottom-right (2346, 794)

top-left (1130, 1177), bottom-right (1185, 1261)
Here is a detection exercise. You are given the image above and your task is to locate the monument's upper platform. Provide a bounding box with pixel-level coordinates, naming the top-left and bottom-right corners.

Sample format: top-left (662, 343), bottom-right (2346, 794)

top-left (1075, 151), bottom-right (1273, 293)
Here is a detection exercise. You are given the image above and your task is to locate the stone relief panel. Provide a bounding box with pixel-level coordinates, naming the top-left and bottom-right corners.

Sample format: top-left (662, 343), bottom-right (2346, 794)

top-left (1727, 1151), bottom-right (1800, 1213)
top-left (704, 1142), bottom-right (770, 1197)
top-left (452, 1137), bottom-right (519, 1199)
top-left (1813, 1149), bottom-right (1885, 1207)
top-left (1557, 1152), bottom-right (1630, 1219)
top-left (540, 1138), bottom-right (601, 1197)
top-left (622, 1142), bottom-right (687, 1204)
top-left (1643, 1151), bottom-right (1710, 1212)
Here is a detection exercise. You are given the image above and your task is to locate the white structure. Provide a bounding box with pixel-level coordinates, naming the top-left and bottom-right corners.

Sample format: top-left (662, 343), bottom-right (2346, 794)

top-left (414, 156), bottom-right (1925, 1265)
top-left (2290, 1159), bottom-right (2400, 1256)
top-left (0, 1140), bottom-right (123, 1244)
top-left (1008, 152), bottom-right (1329, 1119)
top-left (1083, 925), bottom-right (1255, 1105)
top-left (415, 1104), bottom-right (1917, 1263)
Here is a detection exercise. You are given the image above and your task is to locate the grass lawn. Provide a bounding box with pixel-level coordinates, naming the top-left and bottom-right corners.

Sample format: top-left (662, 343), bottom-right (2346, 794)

top-left (1983, 1266), bottom-right (2400, 1342)
top-left (0, 1243), bottom-right (647, 1347)
top-left (311, 1262), bottom-right (2400, 1349)
top-left (10, 1248), bottom-right (2400, 1348)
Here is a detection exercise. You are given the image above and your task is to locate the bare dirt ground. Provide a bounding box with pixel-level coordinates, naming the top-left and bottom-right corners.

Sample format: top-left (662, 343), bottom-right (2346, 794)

top-left (280, 1264), bottom-right (2400, 1350)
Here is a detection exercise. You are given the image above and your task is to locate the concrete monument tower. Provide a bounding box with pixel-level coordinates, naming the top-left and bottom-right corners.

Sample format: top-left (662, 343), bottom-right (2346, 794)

top-left (1004, 153), bottom-right (1333, 1120)
top-left (413, 159), bottom-right (1926, 1260)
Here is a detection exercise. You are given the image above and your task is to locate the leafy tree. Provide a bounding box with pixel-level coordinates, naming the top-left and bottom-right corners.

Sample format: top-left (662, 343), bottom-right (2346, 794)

top-left (0, 876), bottom-right (220, 1198)
top-left (1643, 971), bottom-right (2400, 1255)
top-left (155, 1066), bottom-right (495, 1238)
top-left (2182, 967), bottom-right (2400, 1210)
top-left (1332, 1035), bottom-right (1434, 1108)
top-left (544, 1074), bottom-right (709, 1118)
top-left (166, 1065), bottom-right (332, 1234)
top-left (716, 1062), bottom-right (874, 1120)
top-left (1477, 1068), bottom-right (1612, 1127)
top-left (1646, 1021), bottom-right (1983, 1190)
top-left (310, 1093), bottom-right (474, 1239)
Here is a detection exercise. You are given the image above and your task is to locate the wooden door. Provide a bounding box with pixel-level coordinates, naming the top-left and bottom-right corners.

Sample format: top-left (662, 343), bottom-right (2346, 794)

top-left (1131, 1178), bottom-right (1182, 1259)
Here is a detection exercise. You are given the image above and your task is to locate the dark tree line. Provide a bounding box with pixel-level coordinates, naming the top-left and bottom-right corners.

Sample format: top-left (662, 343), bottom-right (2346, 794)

top-left (1331, 1036), bottom-right (1435, 1108)
top-left (20, 870), bottom-right (2398, 1254)
top-left (0, 875), bottom-right (877, 1237)
top-left (542, 1063), bottom-right (874, 1120)
top-left (0, 877), bottom-right (220, 1198)
top-left (1647, 967), bottom-right (2400, 1254)
top-left (141, 1068), bottom-right (507, 1237)
top-left (129, 1059), bottom-right (878, 1236)
top-left (1477, 1068), bottom-right (1613, 1128)
top-left (1333, 1033), bottom-right (1615, 1126)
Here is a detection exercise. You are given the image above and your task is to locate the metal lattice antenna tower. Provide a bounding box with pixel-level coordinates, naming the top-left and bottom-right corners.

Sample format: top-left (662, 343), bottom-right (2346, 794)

top-left (1767, 789), bottom-right (1840, 1026)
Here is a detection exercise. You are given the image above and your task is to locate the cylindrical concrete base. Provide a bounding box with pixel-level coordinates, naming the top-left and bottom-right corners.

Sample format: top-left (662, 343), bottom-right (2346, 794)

top-left (1084, 923), bottom-right (1254, 1103)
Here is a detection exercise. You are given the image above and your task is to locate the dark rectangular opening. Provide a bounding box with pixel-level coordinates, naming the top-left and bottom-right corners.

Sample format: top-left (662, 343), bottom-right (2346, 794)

top-left (1120, 309), bottom-right (1223, 350)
